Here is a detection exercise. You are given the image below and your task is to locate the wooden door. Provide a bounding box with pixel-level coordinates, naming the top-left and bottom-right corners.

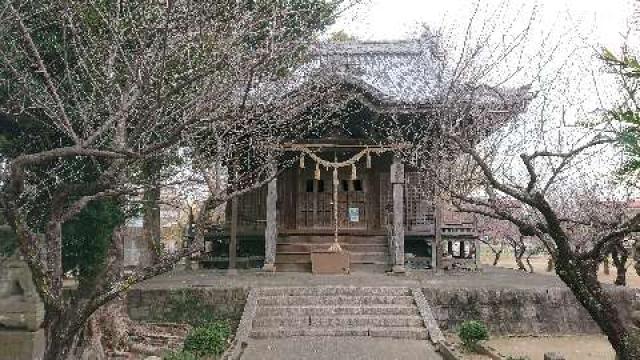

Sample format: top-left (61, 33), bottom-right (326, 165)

top-left (296, 174), bottom-right (367, 230)
top-left (338, 178), bottom-right (367, 229)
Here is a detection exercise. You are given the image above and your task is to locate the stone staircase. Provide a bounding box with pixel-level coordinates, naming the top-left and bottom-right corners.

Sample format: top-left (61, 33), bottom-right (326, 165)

top-left (250, 287), bottom-right (429, 339)
top-left (275, 235), bottom-right (390, 272)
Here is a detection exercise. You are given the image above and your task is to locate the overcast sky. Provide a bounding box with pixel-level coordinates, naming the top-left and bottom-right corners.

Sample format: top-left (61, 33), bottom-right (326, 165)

top-left (327, 1), bottom-right (637, 190)
top-left (330, 0), bottom-right (634, 47)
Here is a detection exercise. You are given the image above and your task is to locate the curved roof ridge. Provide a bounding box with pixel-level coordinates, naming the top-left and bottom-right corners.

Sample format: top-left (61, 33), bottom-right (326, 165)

top-left (312, 39), bottom-right (425, 57)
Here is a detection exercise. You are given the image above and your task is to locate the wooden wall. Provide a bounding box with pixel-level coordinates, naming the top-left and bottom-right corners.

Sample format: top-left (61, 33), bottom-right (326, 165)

top-left (229, 152), bottom-right (442, 237)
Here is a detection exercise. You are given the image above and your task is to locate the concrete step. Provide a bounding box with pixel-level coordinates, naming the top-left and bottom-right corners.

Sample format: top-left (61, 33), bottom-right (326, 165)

top-left (256, 287), bottom-right (411, 297)
top-left (257, 295), bottom-right (414, 306)
top-left (252, 315), bottom-right (423, 328)
top-left (277, 243), bottom-right (388, 253)
top-left (250, 326), bottom-right (428, 339)
top-left (255, 305), bottom-right (419, 317)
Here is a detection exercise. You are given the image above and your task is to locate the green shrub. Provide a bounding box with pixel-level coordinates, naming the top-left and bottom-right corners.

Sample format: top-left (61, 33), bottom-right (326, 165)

top-left (458, 320), bottom-right (489, 349)
top-left (183, 321), bottom-right (231, 357)
top-left (164, 350), bottom-right (197, 360)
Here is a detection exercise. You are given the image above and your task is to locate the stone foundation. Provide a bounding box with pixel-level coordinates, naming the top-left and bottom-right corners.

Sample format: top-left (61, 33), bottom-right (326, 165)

top-left (0, 329), bottom-right (44, 360)
top-left (0, 258), bottom-right (45, 360)
top-left (127, 287), bottom-right (248, 325)
top-left (422, 286), bottom-right (638, 335)
top-left (127, 280), bottom-right (639, 337)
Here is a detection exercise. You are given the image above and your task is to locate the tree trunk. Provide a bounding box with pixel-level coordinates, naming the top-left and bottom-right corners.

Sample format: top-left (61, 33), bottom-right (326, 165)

top-left (555, 255), bottom-right (640, 360)
top-left (611, 246), bottom-right (629, 287)
top-left (525, 254), bottom-right (534, 273)
top-left (634, 238), bottom-right (640, 276)
top-left (142, 185), bottom-right (161, 265)
top-left (42, 308), bottom-right (78, 360)
top-left (546, 256), bottom-right (554, 272)
top-left (492, 249), bottom-right (502, 266)
top-left (603, 257), bottom-right (610, 275)
top-left (514, 245), bottom-right (527, 271)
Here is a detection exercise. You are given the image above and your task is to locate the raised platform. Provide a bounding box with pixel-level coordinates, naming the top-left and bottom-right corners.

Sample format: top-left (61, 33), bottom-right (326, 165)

top-left (134, 266), bottom-right (570, 290)
top-left (128, 266), bottom-right (639, 337)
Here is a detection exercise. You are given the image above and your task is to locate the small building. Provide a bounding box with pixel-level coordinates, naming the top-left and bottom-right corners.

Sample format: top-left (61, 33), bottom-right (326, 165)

top-left (206, 40), bottom-right (527, 273)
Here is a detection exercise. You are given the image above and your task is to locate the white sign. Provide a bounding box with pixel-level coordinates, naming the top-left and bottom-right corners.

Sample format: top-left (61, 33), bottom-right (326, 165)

top-left (348, 207), bottom-right (360, 222)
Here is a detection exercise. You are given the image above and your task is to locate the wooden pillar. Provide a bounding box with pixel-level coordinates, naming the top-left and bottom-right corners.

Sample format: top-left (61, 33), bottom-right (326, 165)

top-left (434, 199), bottom-right (443, 271)
top-left (391, 155), bottom-right (405, 273)
top-left (475, 237), bottom-right (481, 268)
top-left (228, 196), bottom-right (238, 273)
top-left (263, 169), bottom-right (278, 272)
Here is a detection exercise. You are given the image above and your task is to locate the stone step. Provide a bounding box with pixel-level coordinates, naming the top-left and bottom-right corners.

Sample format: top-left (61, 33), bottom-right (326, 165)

top-left (250, 326), bottom-right (429, 339)
top-left (277, 243), bottom-right (388, 253)
top-left (255, 305), bottom-right (419, 317)
top-left (256, 287), bottom-right (411, 297)
top-left (274, 253), bottom-right (311, 264)
top-left (274, 263), bottom-right (311, 272)
top-left (350, 252), bottom-right (389, 263)
top-left (257, 295), bottom-right (414, 306)
top-left (275, 252), bottom-right (388, 265)
top-left (274, 263), bottom-right (390, 272)
top-left (253, 315), bottom-right (424, 328)
top-left (349, 263), bottom-right (390, 273)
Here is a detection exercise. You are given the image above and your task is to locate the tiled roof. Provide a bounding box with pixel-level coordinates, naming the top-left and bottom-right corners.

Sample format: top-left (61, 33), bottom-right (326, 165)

top-left (250, 39), bottom-right (529, 110)
top-left (306, 40), bottom-right (441, 105)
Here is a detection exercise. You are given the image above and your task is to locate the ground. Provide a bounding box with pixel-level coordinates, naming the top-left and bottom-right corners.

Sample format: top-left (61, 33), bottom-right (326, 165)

top-left (481, 253), bottom-right (640, 288)
top-left (444, 333), bottom-right (615, 360)
top-left (241, 337), bottom-right (441, 360)
top-left (486, 335), bottom-right (614, 360)
top-left (473, 253), bottom-right (634, 360)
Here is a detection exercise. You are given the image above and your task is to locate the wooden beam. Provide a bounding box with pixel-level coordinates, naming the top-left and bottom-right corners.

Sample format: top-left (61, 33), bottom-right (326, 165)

top-left (275, 143), bottom-right (412, 152)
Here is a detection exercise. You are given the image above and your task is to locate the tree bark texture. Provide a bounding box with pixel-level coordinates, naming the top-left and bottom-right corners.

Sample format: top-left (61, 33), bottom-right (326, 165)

top-left (612, 246), bottom-right (629, 287)
top-left (554, 253), bottom-right (639, 359)
top-left (492, 250), bottom-right (502, 266)
top-left (142, 185), bottom-right (161, 265)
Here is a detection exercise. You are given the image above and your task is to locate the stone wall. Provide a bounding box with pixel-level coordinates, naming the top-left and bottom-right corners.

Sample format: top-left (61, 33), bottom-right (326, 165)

top-left (0, 258), bottom-right (45, 360)
top-left (422, 287), bottom-right (639, 335)
top-left (127, 284), bottom-right (639, 336)
top-left (127, 287), bottom-right (249, 325)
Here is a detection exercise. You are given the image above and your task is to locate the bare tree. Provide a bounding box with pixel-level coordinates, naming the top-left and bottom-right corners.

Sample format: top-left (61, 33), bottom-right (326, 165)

top-left (401, 3), bottom-right (640, 358)
top-left (0, 0), bottom-right (346, 358)
top-left (477, 209), bottom-right (542, 271)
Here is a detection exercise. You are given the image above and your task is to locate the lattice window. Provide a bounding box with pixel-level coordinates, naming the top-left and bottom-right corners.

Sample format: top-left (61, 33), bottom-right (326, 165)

top-left (404, 172), bottom-right (435, 231)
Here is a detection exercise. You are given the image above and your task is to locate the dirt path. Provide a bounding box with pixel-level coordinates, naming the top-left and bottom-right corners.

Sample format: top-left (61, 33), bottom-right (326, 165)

top-left (487, 335), bottom-right (615, 360)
